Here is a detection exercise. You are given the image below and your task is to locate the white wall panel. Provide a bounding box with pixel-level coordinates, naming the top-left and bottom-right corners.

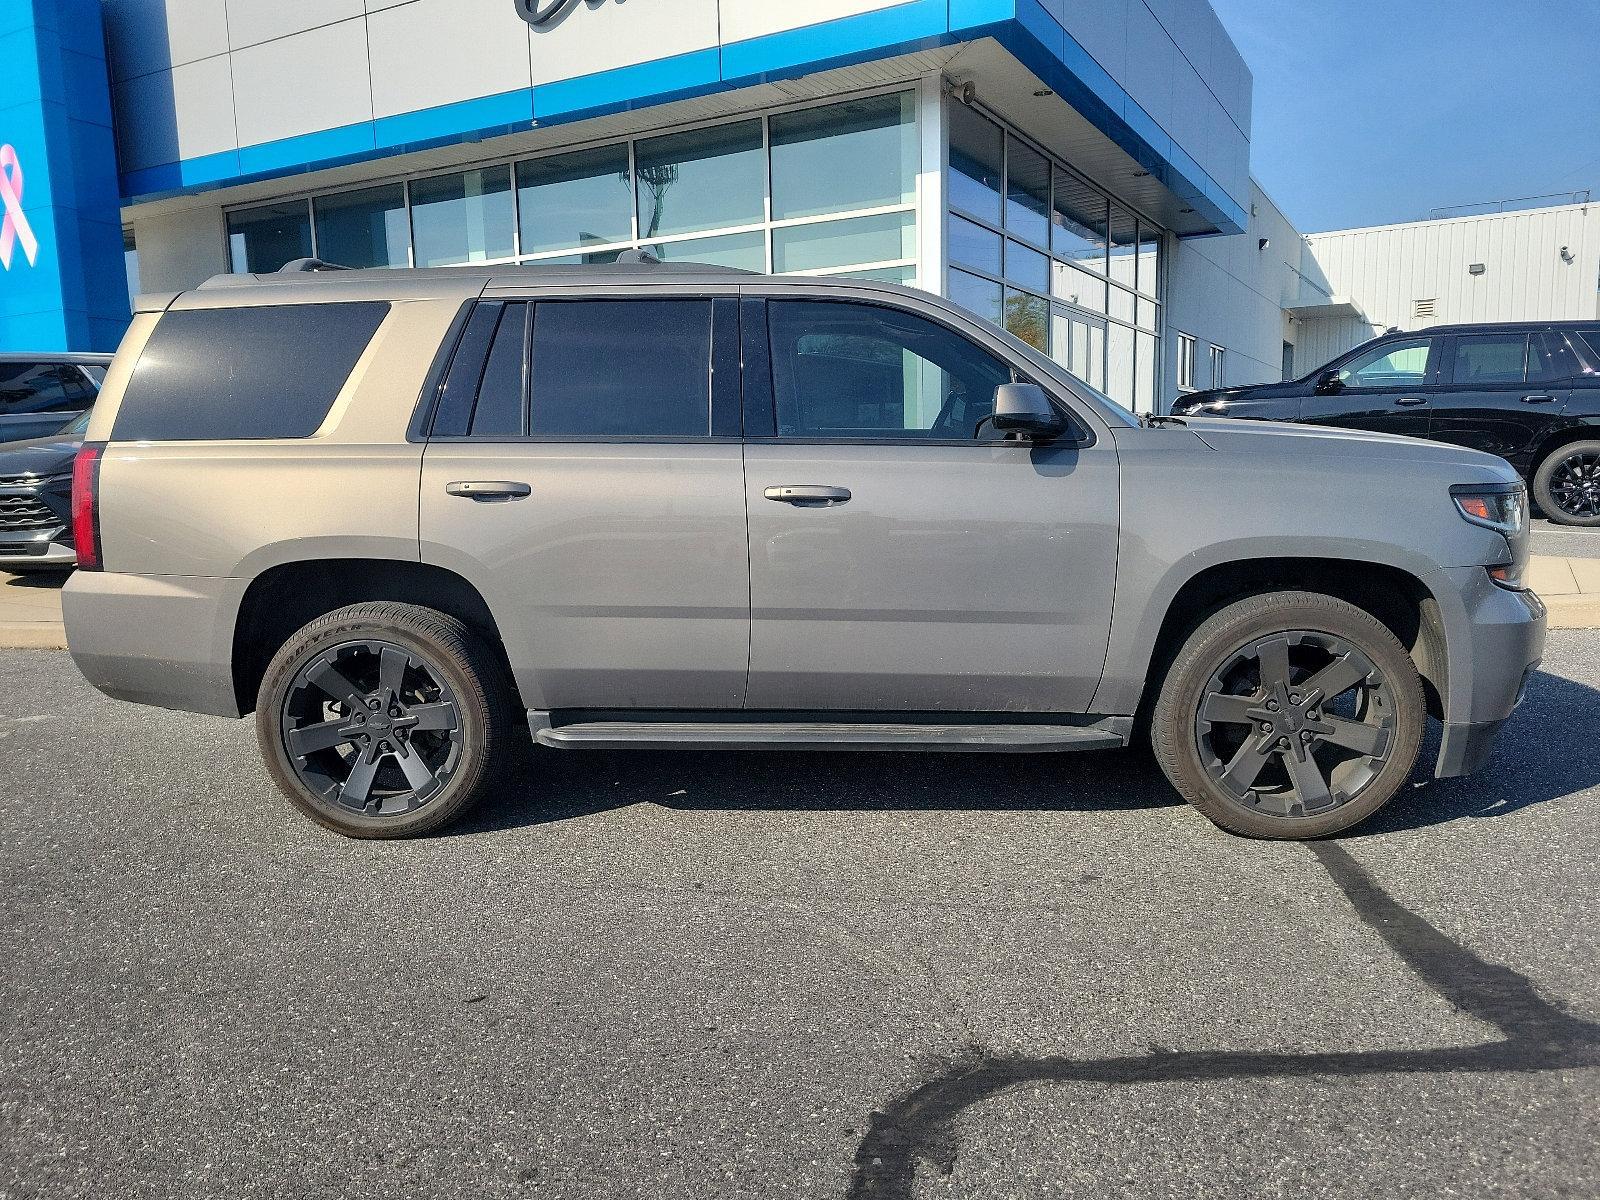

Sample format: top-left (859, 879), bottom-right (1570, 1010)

top-left (230, 20), bottom-right (374, 146)
top-left (225, 0), bottom-right (367, 50)
top-left (369, 0), bottom-right (534, 119)
top-left (531, 0), bottom-right (720, 84)
top-left (112, 56), bottom-right (238, 171)
top-left (101, 0), bottom-right (230, 81)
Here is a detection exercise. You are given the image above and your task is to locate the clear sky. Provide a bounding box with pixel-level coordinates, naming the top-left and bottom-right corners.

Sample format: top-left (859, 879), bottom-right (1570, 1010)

top-left (1208, 0), bottom-right (1600, 232)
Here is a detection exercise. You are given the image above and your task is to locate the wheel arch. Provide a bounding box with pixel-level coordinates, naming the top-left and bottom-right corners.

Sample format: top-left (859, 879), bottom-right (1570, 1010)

top-left (231, 559), bottom-right (513, 715)
top-left (1529, 419), bottom-right (1600, 477)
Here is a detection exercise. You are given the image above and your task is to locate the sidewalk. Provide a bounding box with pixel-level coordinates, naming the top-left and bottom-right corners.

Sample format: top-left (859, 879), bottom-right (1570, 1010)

top-left (3, 559), bottom-right (1598, 653)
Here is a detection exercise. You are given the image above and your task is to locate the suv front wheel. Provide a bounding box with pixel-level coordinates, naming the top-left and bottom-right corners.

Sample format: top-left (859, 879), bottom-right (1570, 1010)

top-left (257, 603), bottom-right (514, 839)
top-left (1152, 592), bottom-right (1425, 839)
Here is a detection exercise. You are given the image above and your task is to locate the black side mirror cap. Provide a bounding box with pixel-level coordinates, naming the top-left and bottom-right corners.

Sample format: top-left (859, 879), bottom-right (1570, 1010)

top-left (1314, 369), bottom-right (1343, 395)
top-left (992, 383), bottom-right (1069, 440)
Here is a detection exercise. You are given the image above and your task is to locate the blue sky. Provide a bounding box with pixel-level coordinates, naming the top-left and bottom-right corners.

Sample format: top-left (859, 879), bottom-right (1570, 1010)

top-left (1208, 0), bottom-right (1600, 232)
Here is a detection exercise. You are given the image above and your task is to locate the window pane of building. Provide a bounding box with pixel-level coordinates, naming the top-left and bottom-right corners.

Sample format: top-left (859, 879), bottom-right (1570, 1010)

top-left (1107, 204), bottom-right (1138, 291)
top-left (1137, 296), bottom-right (1158, 331)
top-left (831, 265), bottom-right (916, 285)
top-left (1051, 169), bottom-right (1107, 273)
top-left (1135, 331), bottom-right (1158, 412)
top-left (647, 230), bottom-right (766, 270)
top-left (1004, 289), bottom-right (1048, 353)
top-left (1108, 286), bottom-right (1135, 324)
top-left (1135, 222), bottom-right (1161, 297)
top-left (948, 102), bottom-right (1003, 223)
top-left (411, 166), bottom-right (515, 267)
top-left (949, 214), bottom-right (1001, 276)
top-left (1107, 322), bottom-right (1135, 409)
top-left (227, 201), bottom-right (312, 273)
top-left (517, 144), bottom-right (633, 256)
top-left (530, 300), bottom-right (711, 437)
top-left (1005, 240), bottom-right (1049, 294)
top-left (635, 121), bottom-right (764, 239)
top-left (1005, 138), bottom-right (1050, 246)
top-left (948, 269), bottom-right (1003, 328)
top-left (770, 93), bottom-right (916, 221)
top-left (1177, 333), bottom-right (1197, 390)
top-left (314, 184), bottom-right (408, 269)
top-left (773, 211), bottom-right (914, 273)
top-left (1052, 262), bottom-right (1107, 315)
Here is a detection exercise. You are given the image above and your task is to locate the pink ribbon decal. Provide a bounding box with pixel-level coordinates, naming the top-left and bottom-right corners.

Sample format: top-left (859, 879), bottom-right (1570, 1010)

top-left (0, 144), bottom-right (39, 271)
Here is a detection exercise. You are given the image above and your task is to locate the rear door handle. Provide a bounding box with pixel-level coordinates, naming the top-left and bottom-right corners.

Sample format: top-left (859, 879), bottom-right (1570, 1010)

top-left (1393, 396), bottom-right (1427, 407)
top-left (764, 484), bottom-right (852, 506)
top-left (446, 480), bottom-right (531, 501)
top-left (1521, 394), bottom-right (1557, 405)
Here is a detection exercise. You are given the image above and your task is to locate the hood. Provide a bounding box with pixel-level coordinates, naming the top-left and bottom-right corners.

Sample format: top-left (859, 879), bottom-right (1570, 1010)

top-left (1180, 416), bottom-right (1521, 481)
top-left (1174, 381), bottom-right (1301, 413)
top-left (0, 430), bottom-right (83, 480)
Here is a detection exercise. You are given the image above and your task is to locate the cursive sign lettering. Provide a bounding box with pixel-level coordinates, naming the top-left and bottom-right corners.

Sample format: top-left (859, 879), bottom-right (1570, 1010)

top-left (514, 0), bottom-right (585, 26)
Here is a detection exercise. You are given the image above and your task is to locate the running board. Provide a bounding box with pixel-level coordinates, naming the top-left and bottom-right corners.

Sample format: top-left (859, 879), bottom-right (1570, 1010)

top-left (529, 713), bottom-right (1132, 754)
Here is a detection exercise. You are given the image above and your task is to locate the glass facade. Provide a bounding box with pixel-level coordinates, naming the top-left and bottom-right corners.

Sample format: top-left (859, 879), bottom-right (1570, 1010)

top-left (225, 91), bottom-right (921, 286)
top-left (947, 103), bottom-right (1165, 412)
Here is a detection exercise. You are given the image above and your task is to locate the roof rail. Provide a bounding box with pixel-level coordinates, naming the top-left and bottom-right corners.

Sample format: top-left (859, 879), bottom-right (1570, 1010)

top-left (277, 258), bottom-right (354, 274)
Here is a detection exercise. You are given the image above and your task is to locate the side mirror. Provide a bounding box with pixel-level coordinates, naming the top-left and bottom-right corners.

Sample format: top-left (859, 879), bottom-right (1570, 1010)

top-left (991, 383), bottom-right (1068, 440)
top-left (1314, 369), bottom-right (1344, 396)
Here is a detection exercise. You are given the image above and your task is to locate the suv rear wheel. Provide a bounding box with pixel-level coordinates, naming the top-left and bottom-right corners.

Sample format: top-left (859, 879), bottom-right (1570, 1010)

top-left (256, 603), bottom-right (513, 839)
top-left (1152, 592), bottom-right (1425, 839)
top-left (1533, 440), bottom-right (1600, 526)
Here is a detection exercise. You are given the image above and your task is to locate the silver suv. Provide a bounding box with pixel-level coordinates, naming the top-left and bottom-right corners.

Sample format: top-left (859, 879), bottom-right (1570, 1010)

top-left (64, 263), bottom-right (1546, 841)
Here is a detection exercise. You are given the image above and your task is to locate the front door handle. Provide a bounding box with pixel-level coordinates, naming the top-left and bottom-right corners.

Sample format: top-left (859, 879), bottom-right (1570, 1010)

top-left (446, 480), bottom-right (531, 501)
top-left (764, 484), bottom-right (852, 506)
top-left (1393, 396), bottom-right (1427, 407)
top-left (1521, 394), bottom-right (1557, 405)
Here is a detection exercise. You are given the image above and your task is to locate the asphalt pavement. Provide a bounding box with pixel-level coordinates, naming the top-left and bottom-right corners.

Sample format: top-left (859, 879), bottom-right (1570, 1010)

top-left (1, 638), bottom-right (1597, 1199)
top-left (1532, 517), bottom-right (1600, 559)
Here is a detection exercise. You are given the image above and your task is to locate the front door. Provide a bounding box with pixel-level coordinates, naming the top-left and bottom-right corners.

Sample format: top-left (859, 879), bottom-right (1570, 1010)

top-left (742, 296), bottom-right (1119, 713)
top-left (1300, 335), bottom-right (1441, 437)
top-left (1426, 331), bottom-right (1578, 469)
top-left (420, 295), bottom-right (750, 712)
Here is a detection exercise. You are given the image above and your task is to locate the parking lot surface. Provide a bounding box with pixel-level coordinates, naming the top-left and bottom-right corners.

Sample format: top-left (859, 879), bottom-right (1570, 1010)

top-left (2, 636), bottom-right (1597, 1199)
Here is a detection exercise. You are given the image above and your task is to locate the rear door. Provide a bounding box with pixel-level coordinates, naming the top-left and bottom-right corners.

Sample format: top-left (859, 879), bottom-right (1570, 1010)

top-left (740, 293), bottom-right (1119, 713)
top-left (1298, 335), bottom-right (1442, 437)
top-left (419, 294), bottom-right (751, 712)
top-left (0, 360), bottom-right (96, 442)
top-left (1426, 331), bottom-right (1578, 470)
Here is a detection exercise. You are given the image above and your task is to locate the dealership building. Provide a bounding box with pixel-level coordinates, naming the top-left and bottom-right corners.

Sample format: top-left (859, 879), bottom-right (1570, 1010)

top-left (4, 0), bottom-right (1597, 411)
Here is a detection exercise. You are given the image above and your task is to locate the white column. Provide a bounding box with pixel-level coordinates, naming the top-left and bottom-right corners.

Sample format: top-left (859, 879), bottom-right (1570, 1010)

top-left (915, 72), bottom-right (947, 297)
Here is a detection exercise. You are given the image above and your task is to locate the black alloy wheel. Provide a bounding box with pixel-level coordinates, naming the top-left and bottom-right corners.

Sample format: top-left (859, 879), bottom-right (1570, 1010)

top-left (1545, 448), bottom-right (1600, 521)
top-left (281, 639), bottom-right (464, 815)
top-left (1194, 631), bottom-right (1395, 819)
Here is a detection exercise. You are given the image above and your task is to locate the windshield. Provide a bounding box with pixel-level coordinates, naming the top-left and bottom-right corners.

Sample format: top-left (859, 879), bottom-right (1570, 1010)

top-left (63, 408), bottom-right (93, 436)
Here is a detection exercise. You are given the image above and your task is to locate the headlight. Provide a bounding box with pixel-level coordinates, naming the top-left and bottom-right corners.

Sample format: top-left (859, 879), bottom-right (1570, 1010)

top-left (1451, 484), bottom-right (1527, 537)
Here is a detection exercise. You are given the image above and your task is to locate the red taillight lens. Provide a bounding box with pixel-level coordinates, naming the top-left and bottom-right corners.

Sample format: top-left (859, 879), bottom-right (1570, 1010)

top-left (71, 445), bottom-right (103, 572)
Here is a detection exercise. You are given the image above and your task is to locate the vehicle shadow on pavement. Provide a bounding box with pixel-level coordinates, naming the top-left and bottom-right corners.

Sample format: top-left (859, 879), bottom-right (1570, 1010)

top-left (455, 744), bottom-right (1180, 837)
top-left (1354, 669), bottom-right (1600, 836)
top-left (0, 570), bottom-right (68, 590)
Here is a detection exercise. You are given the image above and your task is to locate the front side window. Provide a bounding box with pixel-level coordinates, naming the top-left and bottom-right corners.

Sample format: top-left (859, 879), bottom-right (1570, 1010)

top-left (529, 301), bottom-right (711, 438)
top-left (766, 300), bottom-right (1015, 440)
top-left (1338, 338), bottom-right (1431, 389)
top-left (1451, 334), bottom-right (1529, 386)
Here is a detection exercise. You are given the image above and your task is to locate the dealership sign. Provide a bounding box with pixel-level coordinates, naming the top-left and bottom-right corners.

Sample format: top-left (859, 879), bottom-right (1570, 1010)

top-left (514, 0), bottom-right (587, 25)
top-left (0, 144), bottom-right (38, 271)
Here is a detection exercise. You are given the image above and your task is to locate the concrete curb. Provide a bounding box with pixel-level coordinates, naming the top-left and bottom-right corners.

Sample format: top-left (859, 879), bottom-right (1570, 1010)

top-left (1544, 596), bottom-right (1600, 630)
top-left (0, 624), bottom-right (68, 650)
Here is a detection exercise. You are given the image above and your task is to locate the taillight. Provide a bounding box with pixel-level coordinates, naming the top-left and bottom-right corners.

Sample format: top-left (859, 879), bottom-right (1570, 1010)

top-left (71, 444), bottom-right (104, 572)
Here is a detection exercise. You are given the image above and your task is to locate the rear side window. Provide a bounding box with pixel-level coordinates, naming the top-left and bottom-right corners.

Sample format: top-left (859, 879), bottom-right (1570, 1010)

top-left (1576, 331), bottom-right (1600, 370)
top-left (0, 362), bottom-right (95, 414)
top-left (1450, 334), bottom-right (1528, 385)
top-left (112, 302), bottom-right (389, 441)
top-left (530, 300), bottom-right (711, 438)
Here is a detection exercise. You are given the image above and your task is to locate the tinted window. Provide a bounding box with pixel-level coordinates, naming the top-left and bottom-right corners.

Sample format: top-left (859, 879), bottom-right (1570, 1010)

top-left (1529, 333), bottom-right (1579, 384)
top-left (432, 302), bottom-right (504, 437)
top-left (1451, 334), bottom-right (1528, 385)
top-left (767, 300), bottom-right (1014, 440)
top-left (529, 301), bottom-right (711, 438)
top-left (113, 303), bottom-right (389, 441)
top-left (472, 304), bottom-right (528, 438)
top-left (0, 363), bottom-right (94, 414)
top-left (1338, 338), bottom-right (1431, 389)
top-left (1580, 332), bottom-right (1600, 366)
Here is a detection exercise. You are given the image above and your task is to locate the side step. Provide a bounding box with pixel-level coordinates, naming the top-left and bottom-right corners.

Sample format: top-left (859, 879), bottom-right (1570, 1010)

top-left (529, 713), bottom-right (1131, 754)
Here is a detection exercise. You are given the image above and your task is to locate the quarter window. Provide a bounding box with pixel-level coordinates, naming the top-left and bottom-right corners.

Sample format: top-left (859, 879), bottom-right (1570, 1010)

top-left (1528, 334), bottom-right (1578, 385)
top-left (766, 301), bottom-right (1016, 440)
top-left (529, 301), bottom-right (712, 438)
top-left (1338, 339), bottom-right (1432, 389)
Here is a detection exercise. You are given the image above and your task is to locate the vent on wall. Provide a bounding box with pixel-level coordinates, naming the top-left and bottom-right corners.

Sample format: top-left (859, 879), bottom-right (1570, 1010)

top-left (1413, 298), bottom-right (1437, 320)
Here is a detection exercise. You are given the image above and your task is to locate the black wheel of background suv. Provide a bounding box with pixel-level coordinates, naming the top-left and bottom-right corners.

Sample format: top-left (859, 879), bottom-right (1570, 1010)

top-left (1151, 591), bottom-right (1425, 840)
top-left (1532, 440), bottom-right (1600, 527)
top-left (256, 603), bottom-right (514, 839)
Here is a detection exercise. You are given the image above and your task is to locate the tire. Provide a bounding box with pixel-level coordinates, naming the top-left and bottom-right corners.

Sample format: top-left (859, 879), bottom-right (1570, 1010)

top-left (256, 602), bottom-right (514, 839)
top-left (1151, 591), bottom-right (1425, 840)
top-left (1532, 440), bottom-right (1600, 527)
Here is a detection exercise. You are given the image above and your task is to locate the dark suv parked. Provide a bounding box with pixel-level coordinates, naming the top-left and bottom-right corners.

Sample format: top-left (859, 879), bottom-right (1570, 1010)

top-left (1172, 323), bottom-right (1600, 525)
top-left (0, 352), bottom-right (110, 444)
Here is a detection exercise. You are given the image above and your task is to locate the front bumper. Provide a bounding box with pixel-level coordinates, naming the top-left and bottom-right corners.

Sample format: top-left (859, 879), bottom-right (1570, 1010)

top-left (1428, 566), bottom-right (1547, 779)
top-left (0, 534), bottom-right (76, 570)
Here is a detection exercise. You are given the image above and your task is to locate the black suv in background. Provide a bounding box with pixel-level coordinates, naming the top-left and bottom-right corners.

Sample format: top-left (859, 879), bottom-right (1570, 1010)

top-left (1173, 323), bottom-right (1600, 525)
top-left (0, 352), bottom-right (110, 444)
